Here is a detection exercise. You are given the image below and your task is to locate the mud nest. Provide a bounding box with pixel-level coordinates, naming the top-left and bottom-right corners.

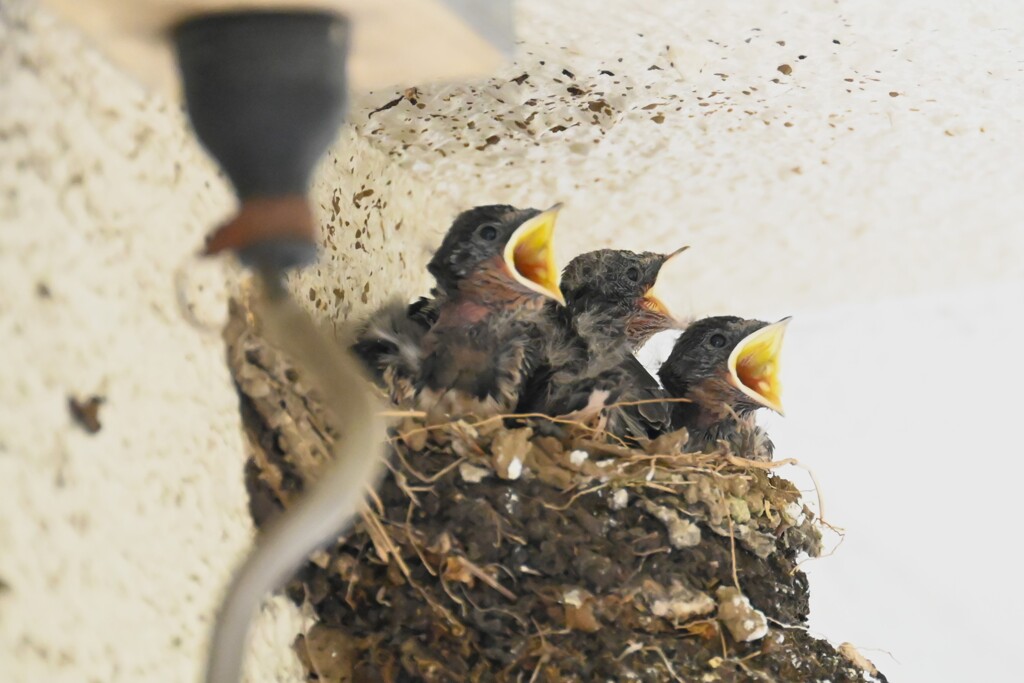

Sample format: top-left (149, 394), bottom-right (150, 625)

top-left (225, 299), bottom-right (886, 683)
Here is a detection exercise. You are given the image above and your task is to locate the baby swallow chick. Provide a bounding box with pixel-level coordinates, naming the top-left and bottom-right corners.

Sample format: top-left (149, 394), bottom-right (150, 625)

top-left (560, 247), bottom-right (687, 351)
top-left (524, 248), bottom-right (687, 440)
top-left (416, 204), bottom-right (564, 416)
top-left (658, 316), bottom-right (790, 460)
top-left (351, 293), bottom-right (439, 405)
top-left (352, 205), bottom-right (561, 406)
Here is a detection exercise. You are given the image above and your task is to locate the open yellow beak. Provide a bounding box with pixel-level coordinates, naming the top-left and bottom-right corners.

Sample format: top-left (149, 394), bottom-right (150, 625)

top-left (503, 204), bottom-right (565, 304)
top-left (727, 317), bottom-right (791, 415)
top-left (641, 289), bottom-right (672, 315)
top-left (641, 245), bottom-right (689, 316)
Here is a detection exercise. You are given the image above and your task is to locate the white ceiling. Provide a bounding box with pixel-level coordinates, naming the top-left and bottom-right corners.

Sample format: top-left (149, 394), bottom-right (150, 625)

top-left (349, 0), bottom-right (1024, 318)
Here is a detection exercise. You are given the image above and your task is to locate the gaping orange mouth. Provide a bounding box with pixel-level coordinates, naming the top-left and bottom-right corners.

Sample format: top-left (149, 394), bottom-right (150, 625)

top-left (640, 290), bottom-right (672, 315)
top-left (640, 245), bottom-right (688, 317)
top-left (727, 317), bottom-right (791, 415)
top-left (503, 205), bottom-right (565, 304)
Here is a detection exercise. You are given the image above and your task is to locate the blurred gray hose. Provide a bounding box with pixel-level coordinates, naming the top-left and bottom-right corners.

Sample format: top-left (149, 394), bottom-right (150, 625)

top-left (203, 275), bottom-right (385, 683)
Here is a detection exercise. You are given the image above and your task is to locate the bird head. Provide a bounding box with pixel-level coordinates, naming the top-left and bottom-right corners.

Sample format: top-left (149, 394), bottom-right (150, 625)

top-left (659, 316), bottom-right (790, 416)
top-left (636, 245), bottom-right (688, 318)
top-left (428, 204), bottom-right (565, 304)
top-left (560, 247), bottom-right (688, 343)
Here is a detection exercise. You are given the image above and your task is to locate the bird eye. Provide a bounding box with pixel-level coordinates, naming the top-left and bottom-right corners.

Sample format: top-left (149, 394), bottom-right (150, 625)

top-left (709, 334), bottom-right (728, 348)
top-left (478, 223), bottom-right (499, 241)
top-left (626, 267), bottom-right (640, 282)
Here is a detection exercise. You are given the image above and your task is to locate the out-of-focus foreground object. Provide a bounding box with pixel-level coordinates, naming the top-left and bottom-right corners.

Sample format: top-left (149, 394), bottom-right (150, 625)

top-left (206, 278), bottom-right (387, 683)
top-left (42, 0), bottom-right (514, 264)
top-left (35, 2), bottom-right (514, 682)
top-left (172, 17), bottom-right (375, 678)
top-left (171, 10), bottom-right (350, 268)
top-left (39, 0), bottom-right (514, 97)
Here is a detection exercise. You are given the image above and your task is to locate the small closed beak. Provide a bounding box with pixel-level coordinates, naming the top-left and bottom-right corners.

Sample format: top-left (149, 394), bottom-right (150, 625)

top-left (664, 245), bottom-right (690, 261)
top-left (727, 317), bottom-right (791, 415)
top-left (641, 245), bottom-right (689, 316)
top-left (504, 204), bottom-right (565, 304)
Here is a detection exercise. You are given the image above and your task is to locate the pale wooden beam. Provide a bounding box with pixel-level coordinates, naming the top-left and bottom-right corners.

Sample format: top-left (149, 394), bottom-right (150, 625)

top-left (41, 0), bottom-right (513, 98)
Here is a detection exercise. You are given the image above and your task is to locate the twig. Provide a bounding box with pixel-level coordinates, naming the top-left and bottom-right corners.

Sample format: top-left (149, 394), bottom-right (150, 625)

top-left (539, 483), bottom-right (609, 511)
top-left (643, 644), bottom-right (685, 682)
top-left (437, 574), bottom-right (467, 607)
top-left (459, 587), bottom-right (529, 628)
top-left (605, 396), bottom-right (693, 408)
top-left (458, 557), bottom-right (518, 601)
top-left (615, 641), bottom-right (645, 661)
top-left (365, 484), bottom-right (386, 516)
top-left (527, 653), bottom-right (549, 683)
top-left (360, 508), bottom-right (396, 566)
top-left (378, 409), bottom-right (427, 418)
top-left (851, 644), bottom-right (902, 666)
top-left (727, 513), bottom-right (741, 591)
top-left (388, 410), bottom-right (611, 445)
top-left (392, 446), bottom-right (464, 483)
top-left (404, 504), bottom-right (438, 577)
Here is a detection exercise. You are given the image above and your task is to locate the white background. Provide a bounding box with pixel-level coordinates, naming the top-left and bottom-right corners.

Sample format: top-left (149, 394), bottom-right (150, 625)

top-left (644, 281), bottom-right (1024, 681)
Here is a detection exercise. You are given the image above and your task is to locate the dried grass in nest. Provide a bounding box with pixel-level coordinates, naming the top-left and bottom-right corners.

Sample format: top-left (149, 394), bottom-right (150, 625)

top-left (225, 298), bottom-right (883, 683)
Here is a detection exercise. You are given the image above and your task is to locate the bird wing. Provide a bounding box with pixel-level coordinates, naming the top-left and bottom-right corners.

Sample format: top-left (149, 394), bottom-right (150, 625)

top-left (516, 309), bottom-right (589, 414)
top-left (417, 313), bottom-right (538, 415)
top-left (606, 352), bottom-right (673, 439)
top-left (533, 319), bottom-right (672, 440)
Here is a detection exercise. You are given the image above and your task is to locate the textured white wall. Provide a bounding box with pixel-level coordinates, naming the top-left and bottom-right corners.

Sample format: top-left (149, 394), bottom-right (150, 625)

top-left (774, 283), bottom-right (1024, 683)
top-left (351, 0), bottom-right (1024, 316)
top-left (0, 2), bottom-right (446, 681)
top-left (640, 282), bottom-right (1024, 682)
top-left (1, 0), bottom-right (1022, 681)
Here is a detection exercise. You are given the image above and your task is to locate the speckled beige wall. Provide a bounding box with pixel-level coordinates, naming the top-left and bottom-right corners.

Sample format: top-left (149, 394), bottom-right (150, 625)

top-left (2, 0), bottom-right (1023, 681)
top-left (351, 0), bottom-right (1024, 318)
